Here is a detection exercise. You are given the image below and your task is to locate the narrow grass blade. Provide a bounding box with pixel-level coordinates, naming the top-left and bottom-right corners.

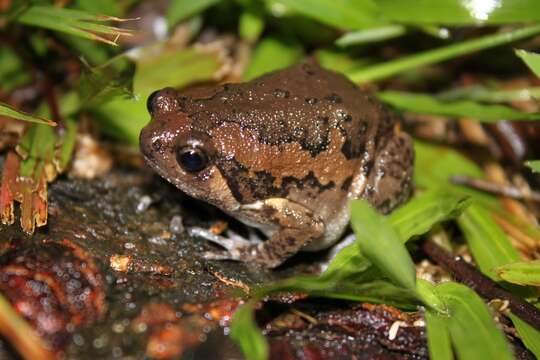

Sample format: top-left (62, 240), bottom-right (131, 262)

top-left (425, 310), bottom-right (453, 360)
top-left (437, 282), bottom-right (513, 360)
top-left (336, 25), bottom-right (406, 46)
top-left (516, 49), bottom-right (540, 79)
top-left (350, 200), bottom-right (416, 291)
top-left (259, 278), bottom-right (419, 310)
top-left (388, 190), bottom-right (470, 242)
top-left (15, 5), bottom-right (134, 46)
top-left (457, 203), bottom-right (520, 279)
top-left (348, 25), bottom-right (540, 83)
top-left (56, 118), bottom-right (77, 171)
top-left (494, 260), bottom-right (540, 286)
top-left (0, 293), bottom-right (55, 360)
top-left (230, 302), bottom-right (268, 360)
top-left (379, 91), bottom-right (540, 121)
top-left (438, 85), bottom-right (540, 103)
top-left (0, 102), bottom-right (56, 126)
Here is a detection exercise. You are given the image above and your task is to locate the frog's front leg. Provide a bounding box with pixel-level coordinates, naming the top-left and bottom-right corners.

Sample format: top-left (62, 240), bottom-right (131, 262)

top-left (192, 198), bottom-right (325, 268)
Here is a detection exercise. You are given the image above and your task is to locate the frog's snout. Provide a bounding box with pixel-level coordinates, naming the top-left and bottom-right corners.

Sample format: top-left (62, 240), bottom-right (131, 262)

top-left (146, 87), bottom-right (179, 116)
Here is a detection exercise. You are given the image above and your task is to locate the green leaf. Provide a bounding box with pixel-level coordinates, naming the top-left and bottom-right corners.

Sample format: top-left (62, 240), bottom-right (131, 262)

top-left (388, 190), bottom-right (471, 242)
top-left (166, 0), bottom-right (219, 28)
top-left (239, 1), bottom-right (265, 42)
top-left (509, 313), bottom-right (540, 358)
top-left (75, 0), bottom-right (121, 17)
top-left (336, 25), bottom-right (406, 47)
top-left (243, 35), bottom-right (303, 80)
top-left (259, 278), bottom-right (419, 310)
top-left (15, 5), bottom-right (133, 46)
top-left (436, 282), bottom-right (513, 360)
top-left (413, 141), bottom-right (489, 196)
top-left (230, 302), bottom-right (268, 360)
top-left (494, 260), bottom-right (540, 286)
top-left (348, 24), bottom-right (540, 83)
top-left (425, 310), bottom-right (453, 360)
top-left (377, 0), bottom-right (540, 25)
top-left (133, 47), bottom-right (221, 97)
top-left (416, 279), bottom-right (448, 314)
top-left (272, 0), bottom-right (380, 30)
top-left (18, 124), bottom-right (56, 178)
top-left (0, 46), bottom-right (31, 93)
top-left (79, 65), bottom-right (133, 106)
top-left (0, 102), bottom-right (55, 126)
top-left (57, 118), bottom-right (78, 171)
top-left (516, 49), bottom-right (540, 79)
top-left (321, 241), bottom-right (371, 279)
top-left (350, 200), bottom-right (416, 291)
top-left (378, 91), bottom-right (540, 122)
top-left (316, 48), bottom-right (372, 74)
top-left (525, 160), bottom-right (540, 173)
top-left (457, 203), bottom-right (520, 279)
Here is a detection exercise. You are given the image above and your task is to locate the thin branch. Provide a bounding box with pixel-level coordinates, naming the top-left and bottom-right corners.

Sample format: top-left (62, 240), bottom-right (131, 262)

top-left (451, 175), bottom-right (540, 202)
top-left (422, 239), bottom-right (540, 331)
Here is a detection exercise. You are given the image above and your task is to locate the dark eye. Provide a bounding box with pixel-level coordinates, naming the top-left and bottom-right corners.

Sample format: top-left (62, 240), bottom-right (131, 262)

top-left (147, 90), bottom-right (160, 115)
top-left (176, 146), bottom-right (208, 173)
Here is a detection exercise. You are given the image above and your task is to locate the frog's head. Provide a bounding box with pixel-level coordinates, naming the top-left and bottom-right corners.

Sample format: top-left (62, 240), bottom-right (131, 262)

top-left (140, 88), bottom-right (240, 210)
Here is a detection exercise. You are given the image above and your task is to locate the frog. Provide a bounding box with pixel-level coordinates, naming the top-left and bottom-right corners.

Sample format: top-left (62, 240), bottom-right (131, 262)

top-left (139, 62), bottom-right (414, 268)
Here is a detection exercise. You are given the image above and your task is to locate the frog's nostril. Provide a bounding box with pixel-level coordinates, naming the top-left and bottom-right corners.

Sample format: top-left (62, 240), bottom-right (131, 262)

top-left (152, 139), bottom-right (164, 153)
top-left (146, 90), bottom-right (160, 115)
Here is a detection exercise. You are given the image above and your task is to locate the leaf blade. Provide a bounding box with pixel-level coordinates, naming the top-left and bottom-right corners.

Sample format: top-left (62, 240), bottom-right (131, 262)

top-left (425, 310), bottom-right (453, 360)
top-left (494, 260), bottom-right (540, 286)
top-left (457, 203), bottom-right (520, 279)
top-left (230, 302), bottom-right (268, 360)
top-left (525, 160), bottom-right (540, 173)
top-left (349, 200), bottom-right (416, 291)
top-left (516, 49), bottom-right (540, 79)
top-left (388, 190), bottom-right (471, 242)
top-left (0, 102), bottom-right (56, 126)
top-left (378, 90), bottom-right (540, 122)
top-left (437, 282), bottom-right (513, 360)
top-left (348, 25), bottom-right (540, 83)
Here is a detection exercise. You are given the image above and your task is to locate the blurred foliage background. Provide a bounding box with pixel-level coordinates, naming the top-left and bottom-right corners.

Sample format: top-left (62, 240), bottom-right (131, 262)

top-left (1, 1), bottom-right (540, 359)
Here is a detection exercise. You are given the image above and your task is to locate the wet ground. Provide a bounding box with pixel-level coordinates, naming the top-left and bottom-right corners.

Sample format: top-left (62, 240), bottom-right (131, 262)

top-left (0, 166), bottom-right (433, 359)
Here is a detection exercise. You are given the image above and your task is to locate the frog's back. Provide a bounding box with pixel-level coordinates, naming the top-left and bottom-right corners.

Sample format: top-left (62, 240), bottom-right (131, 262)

top-left (181, 63), bottom-right (399, 209)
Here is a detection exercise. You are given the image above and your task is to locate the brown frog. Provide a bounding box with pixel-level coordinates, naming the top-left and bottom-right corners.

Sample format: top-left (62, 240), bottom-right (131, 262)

top-left (140, 63), bottom-right (414, 268)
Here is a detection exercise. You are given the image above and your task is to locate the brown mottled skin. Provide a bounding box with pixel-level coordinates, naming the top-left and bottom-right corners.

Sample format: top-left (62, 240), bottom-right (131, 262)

top-left (140, 63), bottom-right (414, 268)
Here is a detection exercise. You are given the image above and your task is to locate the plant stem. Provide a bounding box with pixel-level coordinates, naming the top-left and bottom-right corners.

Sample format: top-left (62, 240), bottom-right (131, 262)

top-left (422, 239), bottom-right (540, 331)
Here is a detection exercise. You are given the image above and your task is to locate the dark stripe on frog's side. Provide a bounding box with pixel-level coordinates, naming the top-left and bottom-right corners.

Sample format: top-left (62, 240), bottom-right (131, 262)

top-left (340, 175), bottom-right (353, 191)
top-left (215, 158), bottom-right (336, 204)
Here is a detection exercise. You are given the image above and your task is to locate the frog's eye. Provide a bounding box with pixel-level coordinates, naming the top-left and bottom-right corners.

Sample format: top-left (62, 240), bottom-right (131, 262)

top-left (176, 146), bottom-right (209, 173)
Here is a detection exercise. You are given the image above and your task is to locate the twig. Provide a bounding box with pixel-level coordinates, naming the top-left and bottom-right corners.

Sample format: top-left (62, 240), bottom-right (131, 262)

top-left (422, 239), bottom-right (540, 331)
top-left (451, 175), bottom-right (540, 202)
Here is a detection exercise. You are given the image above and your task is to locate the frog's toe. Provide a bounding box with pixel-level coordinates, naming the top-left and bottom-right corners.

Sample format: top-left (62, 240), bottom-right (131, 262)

top-left (202, 244), bottom-right (258, 262)
top-left (202, 250), bottom-right (237, 261)
top-left (188, 227), bottom-right (252, 250)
